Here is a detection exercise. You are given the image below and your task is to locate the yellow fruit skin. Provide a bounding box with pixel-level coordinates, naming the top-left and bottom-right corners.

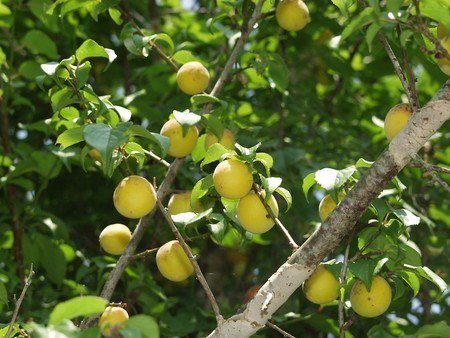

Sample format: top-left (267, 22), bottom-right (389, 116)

top-left (205, 128), bottom-right (236, 150)
top-left (99, 223), bottom-right (132, 255)
top-left (384, 103), bottom-right (412, 141)
top-left (437, 31), bottom-right (450, 75)
top-left (176, 61), bottom-right (210, 95)
top-left (213, 159), bottom-right (253, 199)
top-left (99, 306), bottom-right (129, 337)
top-left (303, 265), bottom-right (340, 304)
top-left (237, 191), bottom-right (279, 234)
top-left (168, 191), bottom-right (202, 215)
top-left (319, 192), bottom-right (344, 222)
top-left (350, 276), bottom-right (392, 318)
top-left (160, 118), bottom-right (199, 158)
top-left (276, 0), bottom-right (310, 32)
top-left (156, 240), bottom-right (194, 282)
top-left (113, 175), bottom-right (157, 219)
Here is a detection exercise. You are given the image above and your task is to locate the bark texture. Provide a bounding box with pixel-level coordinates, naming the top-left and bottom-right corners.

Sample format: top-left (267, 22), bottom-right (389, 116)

top-left (207, 80), bottom-right (450, 337)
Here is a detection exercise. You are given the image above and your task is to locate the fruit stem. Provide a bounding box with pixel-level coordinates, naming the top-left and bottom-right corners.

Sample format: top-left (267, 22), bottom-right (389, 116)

top-left (252, 185), bottom-right (299, 250)
top-left (156, 199), bottom-right (224, 325)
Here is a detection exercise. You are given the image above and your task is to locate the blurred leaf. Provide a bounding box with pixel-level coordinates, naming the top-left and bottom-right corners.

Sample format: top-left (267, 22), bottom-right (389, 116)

top-left (21, 29), bottom-right (58, 59)
top-left (49, 296), bottom-right (108, 325)
top-left (172, 50), bottom-right (196, 64)
top-left (405, 321), bottom-right (450, 338)
top-left (341, 7), bottom-right (376, 42)
top-left (0, 281), bottom-right (7, 305)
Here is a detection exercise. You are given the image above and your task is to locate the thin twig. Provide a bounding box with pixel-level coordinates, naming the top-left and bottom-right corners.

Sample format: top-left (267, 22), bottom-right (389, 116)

top-left (118, 5), bottom-right (179, 72)
top-left (378, 33), bottom-right (418, 112)
top-left (408, 162), bottom-right (450, 174)
top-left (6, 265), bottom-right (34, 338)
top-left (209, 0), bottom-right (265, 97)
top-left (156, 199), bottom-right (224, 324)
top-left (252, 184), bottom-right (298, 250)
top-left (266, 321), bottom-right (296, 338)
top-left (143, 149), bottom-right (171, 167)
top-left (130, 247), bottom-right (159, 261)
top-left (412, 154), bottom-right (450, 193)
top-left (339, 231), bottom-right (354, 338)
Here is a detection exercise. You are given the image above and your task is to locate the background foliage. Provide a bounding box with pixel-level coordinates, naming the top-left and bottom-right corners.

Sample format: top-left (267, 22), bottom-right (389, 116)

top-left (0, 0), bottom-right (449, 337)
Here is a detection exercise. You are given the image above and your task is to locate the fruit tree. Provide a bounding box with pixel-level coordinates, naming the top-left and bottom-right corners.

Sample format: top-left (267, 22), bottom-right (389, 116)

top-left (0, 0), bottom-right (449, 337)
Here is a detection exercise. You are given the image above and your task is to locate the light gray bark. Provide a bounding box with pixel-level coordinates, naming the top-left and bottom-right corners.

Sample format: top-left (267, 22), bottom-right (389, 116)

top-left (207, 80), bottom-right (450, 338)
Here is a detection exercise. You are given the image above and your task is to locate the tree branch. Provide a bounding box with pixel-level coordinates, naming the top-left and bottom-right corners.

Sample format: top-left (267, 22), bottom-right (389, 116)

top-left (207, 82), bottom-right (450, 337)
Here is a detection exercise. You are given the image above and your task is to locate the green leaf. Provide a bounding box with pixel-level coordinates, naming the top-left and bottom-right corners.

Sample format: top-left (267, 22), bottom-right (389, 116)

top-left (348, 259), bottom-right (378, 289)
top-left (21, 29), bottom-right (58, 58)
top-left (207, 218), bottom-right (227, 244)
top-left (48, 296), bottom-right (108, 325)
top-left (406, 321), bottom-right (450, 338)
top-left (202, 143), bottom-right (233, 166)
top-left (341, 7), bottom-right (375, 42)
top-left (254, 152), bottom-right (273, 176)
top-left (37, 235), bottom-right (67, 285)
top-left (391, 208), bottom-right (420, 226)
top-left (0, 281), bottom-right (7, 305)
top-left (302, 172), bottom-right (316, 200)
top-left (75, 39), bottom-right (117, 65)
top-left (83, 122), bottom-right (131, 174)
top-left (0, 3), bottom-right (12, 27)
top-left (275, 186), bottom-right (292, 211)
top-left (314, 166), bottom-right (356, 191)
top-left (355, 158), bottom-right (374, 168)
top-left (128, 124), bottom-right (170, 157)
top-left (331, 0), bottom-right (349, 17)
top-left (404, 265), bottom-right (448, 297)
top-left (149, 33), bottom-right (174, 55)
top-left (173, 109), bottom-right (202, 126)
top-left (56, 126), bottom-right (85, 149)
top-left (397, 270), bottom-right (421, 297)
top-left (172, 50), bottom-right (196, 64)
top-left (190, 94), bottom-right (220, 107)
top-left (365, 22), bottom-right (383, 52)
top-left (192, 174), bottom-right (214, 201)
top-left (268, 54), bottom-right (289, 91)
top-left (419, 0), bottom-right (450, 30)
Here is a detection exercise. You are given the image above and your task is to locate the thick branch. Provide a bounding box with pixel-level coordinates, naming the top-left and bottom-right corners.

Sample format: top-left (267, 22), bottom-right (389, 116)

top-left (207, 82), bottom-right (450, 337)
